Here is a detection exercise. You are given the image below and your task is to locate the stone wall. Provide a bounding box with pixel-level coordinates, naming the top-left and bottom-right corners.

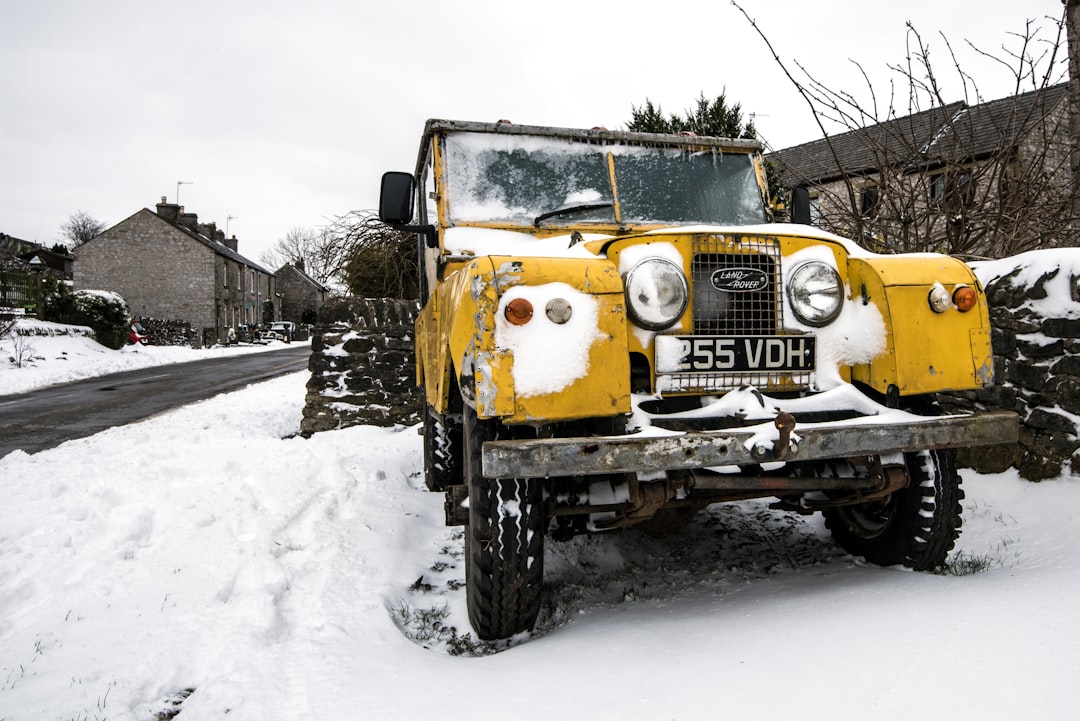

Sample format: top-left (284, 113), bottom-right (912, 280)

top-left (300, 297), bottom-right (422, 434)
top-left (941, 262), bottom-right (1080, 481)
top-left (301, 260), bottom-right (1078, 483)
top-left (137, 317), bottom-right (199, 347)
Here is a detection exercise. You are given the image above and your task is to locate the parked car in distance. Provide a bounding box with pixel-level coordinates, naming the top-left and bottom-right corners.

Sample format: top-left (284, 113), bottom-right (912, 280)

top-left (266, 321), bottom-right (295, 342)
top-left (128, 321), bottom-right (150, 345)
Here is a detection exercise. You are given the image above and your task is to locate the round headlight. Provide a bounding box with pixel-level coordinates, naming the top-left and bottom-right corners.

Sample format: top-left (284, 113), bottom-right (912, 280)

top-left (787, 261), bottom-right (843, 326)
top-left (624, 258), bottom-right (689, 330)
top-left (928, 284), bottom-right (952, 313)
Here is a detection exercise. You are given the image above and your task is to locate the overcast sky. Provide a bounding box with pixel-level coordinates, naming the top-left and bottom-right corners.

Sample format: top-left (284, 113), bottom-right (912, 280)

top-left (0, 0), bottom-right (1066, 264)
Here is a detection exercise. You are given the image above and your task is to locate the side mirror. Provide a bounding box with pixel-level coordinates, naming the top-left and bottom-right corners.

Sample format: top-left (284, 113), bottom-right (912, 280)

top-left (379, 171), bottom-right (416, 224)
top-left (790, 186), bottom-right (812, 225)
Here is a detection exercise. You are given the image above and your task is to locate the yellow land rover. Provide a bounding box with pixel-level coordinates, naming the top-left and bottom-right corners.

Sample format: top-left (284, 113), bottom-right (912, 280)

top-left (379, 119), bottom-right (1018, 640)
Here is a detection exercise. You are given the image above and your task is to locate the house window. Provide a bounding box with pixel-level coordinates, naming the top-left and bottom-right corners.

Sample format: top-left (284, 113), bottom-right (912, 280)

top-left (930, 174), bottom-right (945, 201)
top-left (930, 171), bottom-right (974, 208)
top-left (860, 185), bottom-right (879, 217)
top-left (251, 270), bottom-right (257, 294)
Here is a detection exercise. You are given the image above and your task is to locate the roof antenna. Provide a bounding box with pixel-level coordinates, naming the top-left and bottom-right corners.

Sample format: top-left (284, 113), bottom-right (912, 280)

top-left (176, 180), bottom-right (193, 205)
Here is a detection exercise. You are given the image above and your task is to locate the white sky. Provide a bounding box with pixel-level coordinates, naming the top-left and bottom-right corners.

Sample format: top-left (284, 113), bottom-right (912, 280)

top-left (0, 0), bottom-right (1066, 263)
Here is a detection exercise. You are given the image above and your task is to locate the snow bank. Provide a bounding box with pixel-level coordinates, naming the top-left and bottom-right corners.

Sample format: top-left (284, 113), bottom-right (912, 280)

top-left (1, 320), bottom-right (290, 396)
top-left (2, 371), bottom-right (1079, 720)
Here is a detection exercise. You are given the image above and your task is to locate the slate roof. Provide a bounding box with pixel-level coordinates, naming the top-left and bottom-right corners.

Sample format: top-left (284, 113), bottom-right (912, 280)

top-left (162, 212), bottom-right (275, 275)
top-left (0, 233), bottom-right (39, 256)
top-left (769, 83), bottom-right (1069, 186)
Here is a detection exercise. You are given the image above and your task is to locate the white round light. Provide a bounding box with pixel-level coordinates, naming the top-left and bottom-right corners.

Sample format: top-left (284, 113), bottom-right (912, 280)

top-left (624, 258), bottom-right (689, 331)
top-left (928, 285), bottom-right (952, 313)
top-left (787, 261), bottom-right (844, 326)
top-left (546, 298), bottom-right (573, 324)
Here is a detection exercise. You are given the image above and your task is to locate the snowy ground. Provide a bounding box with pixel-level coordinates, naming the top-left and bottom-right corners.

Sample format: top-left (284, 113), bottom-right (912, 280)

top-left (1, 333), bottom-right (1079, 719)
top-left (0, 319), bottom-right (291, 397)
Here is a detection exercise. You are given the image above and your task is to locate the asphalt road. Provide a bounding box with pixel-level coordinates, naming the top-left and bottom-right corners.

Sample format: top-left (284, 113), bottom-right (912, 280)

top-left (0, 344), bottom-right (312, 458)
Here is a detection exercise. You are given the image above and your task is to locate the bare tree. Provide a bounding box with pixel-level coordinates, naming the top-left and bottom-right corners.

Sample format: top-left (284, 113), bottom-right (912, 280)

top-left (262, 227), bottom-right (315, 273)
top-left (330, 211), bottom-right (419, 300)
top-left (262, 214), bottom-right (418, 298)
top-left (737, 2), bottom-right (1075, 259)
top-left (259, 225), bottom-right (350, 287)
top-left (60, 210), bottom-right (106, 246)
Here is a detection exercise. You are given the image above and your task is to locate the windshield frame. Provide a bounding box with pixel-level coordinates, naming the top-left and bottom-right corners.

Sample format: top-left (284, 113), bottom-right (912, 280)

top-left (419, 120), bottom-right (768, 234)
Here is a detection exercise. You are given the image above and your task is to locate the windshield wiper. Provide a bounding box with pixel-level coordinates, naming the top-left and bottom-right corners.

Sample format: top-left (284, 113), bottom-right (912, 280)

top-left (533, 201), bottom-right (614, 227)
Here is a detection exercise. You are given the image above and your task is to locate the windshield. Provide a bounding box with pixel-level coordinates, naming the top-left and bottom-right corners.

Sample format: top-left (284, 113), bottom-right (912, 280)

top-left (442, 132), bottom-right (766, 227)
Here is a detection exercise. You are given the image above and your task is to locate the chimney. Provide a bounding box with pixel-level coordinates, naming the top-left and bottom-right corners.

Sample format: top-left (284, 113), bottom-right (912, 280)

top-left (156, 197), bottom-right (181, 224)
top-left (294, 258), bottom-right (305, 272)
top-left (196, 221), bottom-right (218, 239)
top-left (213, 229), bottom-right (226, 243)
top-left (178, 211), bottom-right (198, 230)
top-left (224, 235), bottom-right (238, 252)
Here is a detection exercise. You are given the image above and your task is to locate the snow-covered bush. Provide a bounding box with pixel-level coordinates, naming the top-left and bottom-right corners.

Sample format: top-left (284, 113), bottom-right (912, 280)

top-left (41, 280), bottom-right (131, 350)
top-left (70, 290), bottom-right (130, 349)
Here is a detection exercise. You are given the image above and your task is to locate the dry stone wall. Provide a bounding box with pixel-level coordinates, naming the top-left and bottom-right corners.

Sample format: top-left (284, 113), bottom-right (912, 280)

top-left (300, 297), bottom-right (422, 434)
top-left (942, 261), bottom-right (1080, 481)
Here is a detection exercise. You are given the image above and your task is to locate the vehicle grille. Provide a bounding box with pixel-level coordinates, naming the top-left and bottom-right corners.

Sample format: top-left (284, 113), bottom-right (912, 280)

top-left (691, 234), bottom-right (782, 334)
top-left (656, 233), bottom-right (811, 395)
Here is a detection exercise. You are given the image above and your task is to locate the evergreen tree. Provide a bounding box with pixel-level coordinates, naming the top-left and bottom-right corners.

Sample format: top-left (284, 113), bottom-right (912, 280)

top-left (627, 91), bottom-right (756, 139)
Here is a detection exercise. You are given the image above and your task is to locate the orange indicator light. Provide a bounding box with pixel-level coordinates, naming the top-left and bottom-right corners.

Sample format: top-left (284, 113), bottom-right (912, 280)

top-left (953, 286), bottom-right (977, 312)
top-left (505, 298), bottom-right (534, 325)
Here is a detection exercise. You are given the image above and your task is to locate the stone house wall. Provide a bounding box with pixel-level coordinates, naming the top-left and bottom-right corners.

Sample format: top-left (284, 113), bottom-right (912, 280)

top-left (75, 209), bottom-right (217, 330)
top-left (275, 262), bottom-right (328, 324)
top-left (216, 256), bottom-right (276, 329)
top-left (74, 204), bottom-right (276, 345)
top-left (806, 142), bottom-right (1071, 258)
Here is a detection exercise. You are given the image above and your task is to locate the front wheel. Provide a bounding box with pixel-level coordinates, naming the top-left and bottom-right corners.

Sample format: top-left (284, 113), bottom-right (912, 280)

top-left (422, 403), bottom-right (461, 492)
top-left (463, 406), bottom-right (545, 640)
top-left (824, 449), bottom-right (963, 571)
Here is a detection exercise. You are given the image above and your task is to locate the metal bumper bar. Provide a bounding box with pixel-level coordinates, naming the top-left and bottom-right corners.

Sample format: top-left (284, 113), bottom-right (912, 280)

top-left (481, 410), bottom-right (1018, 479)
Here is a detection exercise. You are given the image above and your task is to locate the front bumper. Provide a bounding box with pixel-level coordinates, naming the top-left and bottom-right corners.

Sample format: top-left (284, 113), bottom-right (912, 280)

top-left (481, 410), bottom-right (1018, 479)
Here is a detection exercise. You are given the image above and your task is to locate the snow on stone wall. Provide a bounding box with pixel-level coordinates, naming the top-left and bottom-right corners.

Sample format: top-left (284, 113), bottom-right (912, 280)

top-left (942, 250), bottom-right (1080, 481)
top-left (301, 297), bottom-right (422, 433)
top-left (304, 251), bottom-right (1077, 482)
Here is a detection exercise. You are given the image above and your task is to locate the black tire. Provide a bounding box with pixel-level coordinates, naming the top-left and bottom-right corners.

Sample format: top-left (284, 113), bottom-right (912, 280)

top-left (422, 404), bottom-right (462, 492)
top-left (824, 449), bottom-right (964, 571)
top-left (463, 406), bottom-right (545, 640)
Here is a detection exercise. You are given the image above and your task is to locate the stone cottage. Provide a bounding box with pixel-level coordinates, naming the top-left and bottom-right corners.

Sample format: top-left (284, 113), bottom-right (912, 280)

top-left (769, 83), bottom-right (1072, 257)
top-left (274, 259), bottom-right (329, 325)
top-left (74, 198), bottom-right (277, 345)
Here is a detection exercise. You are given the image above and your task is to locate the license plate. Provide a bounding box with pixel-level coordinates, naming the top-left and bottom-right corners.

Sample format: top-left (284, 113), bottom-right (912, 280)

top-left (655, 335), bottom-right (816, 373)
